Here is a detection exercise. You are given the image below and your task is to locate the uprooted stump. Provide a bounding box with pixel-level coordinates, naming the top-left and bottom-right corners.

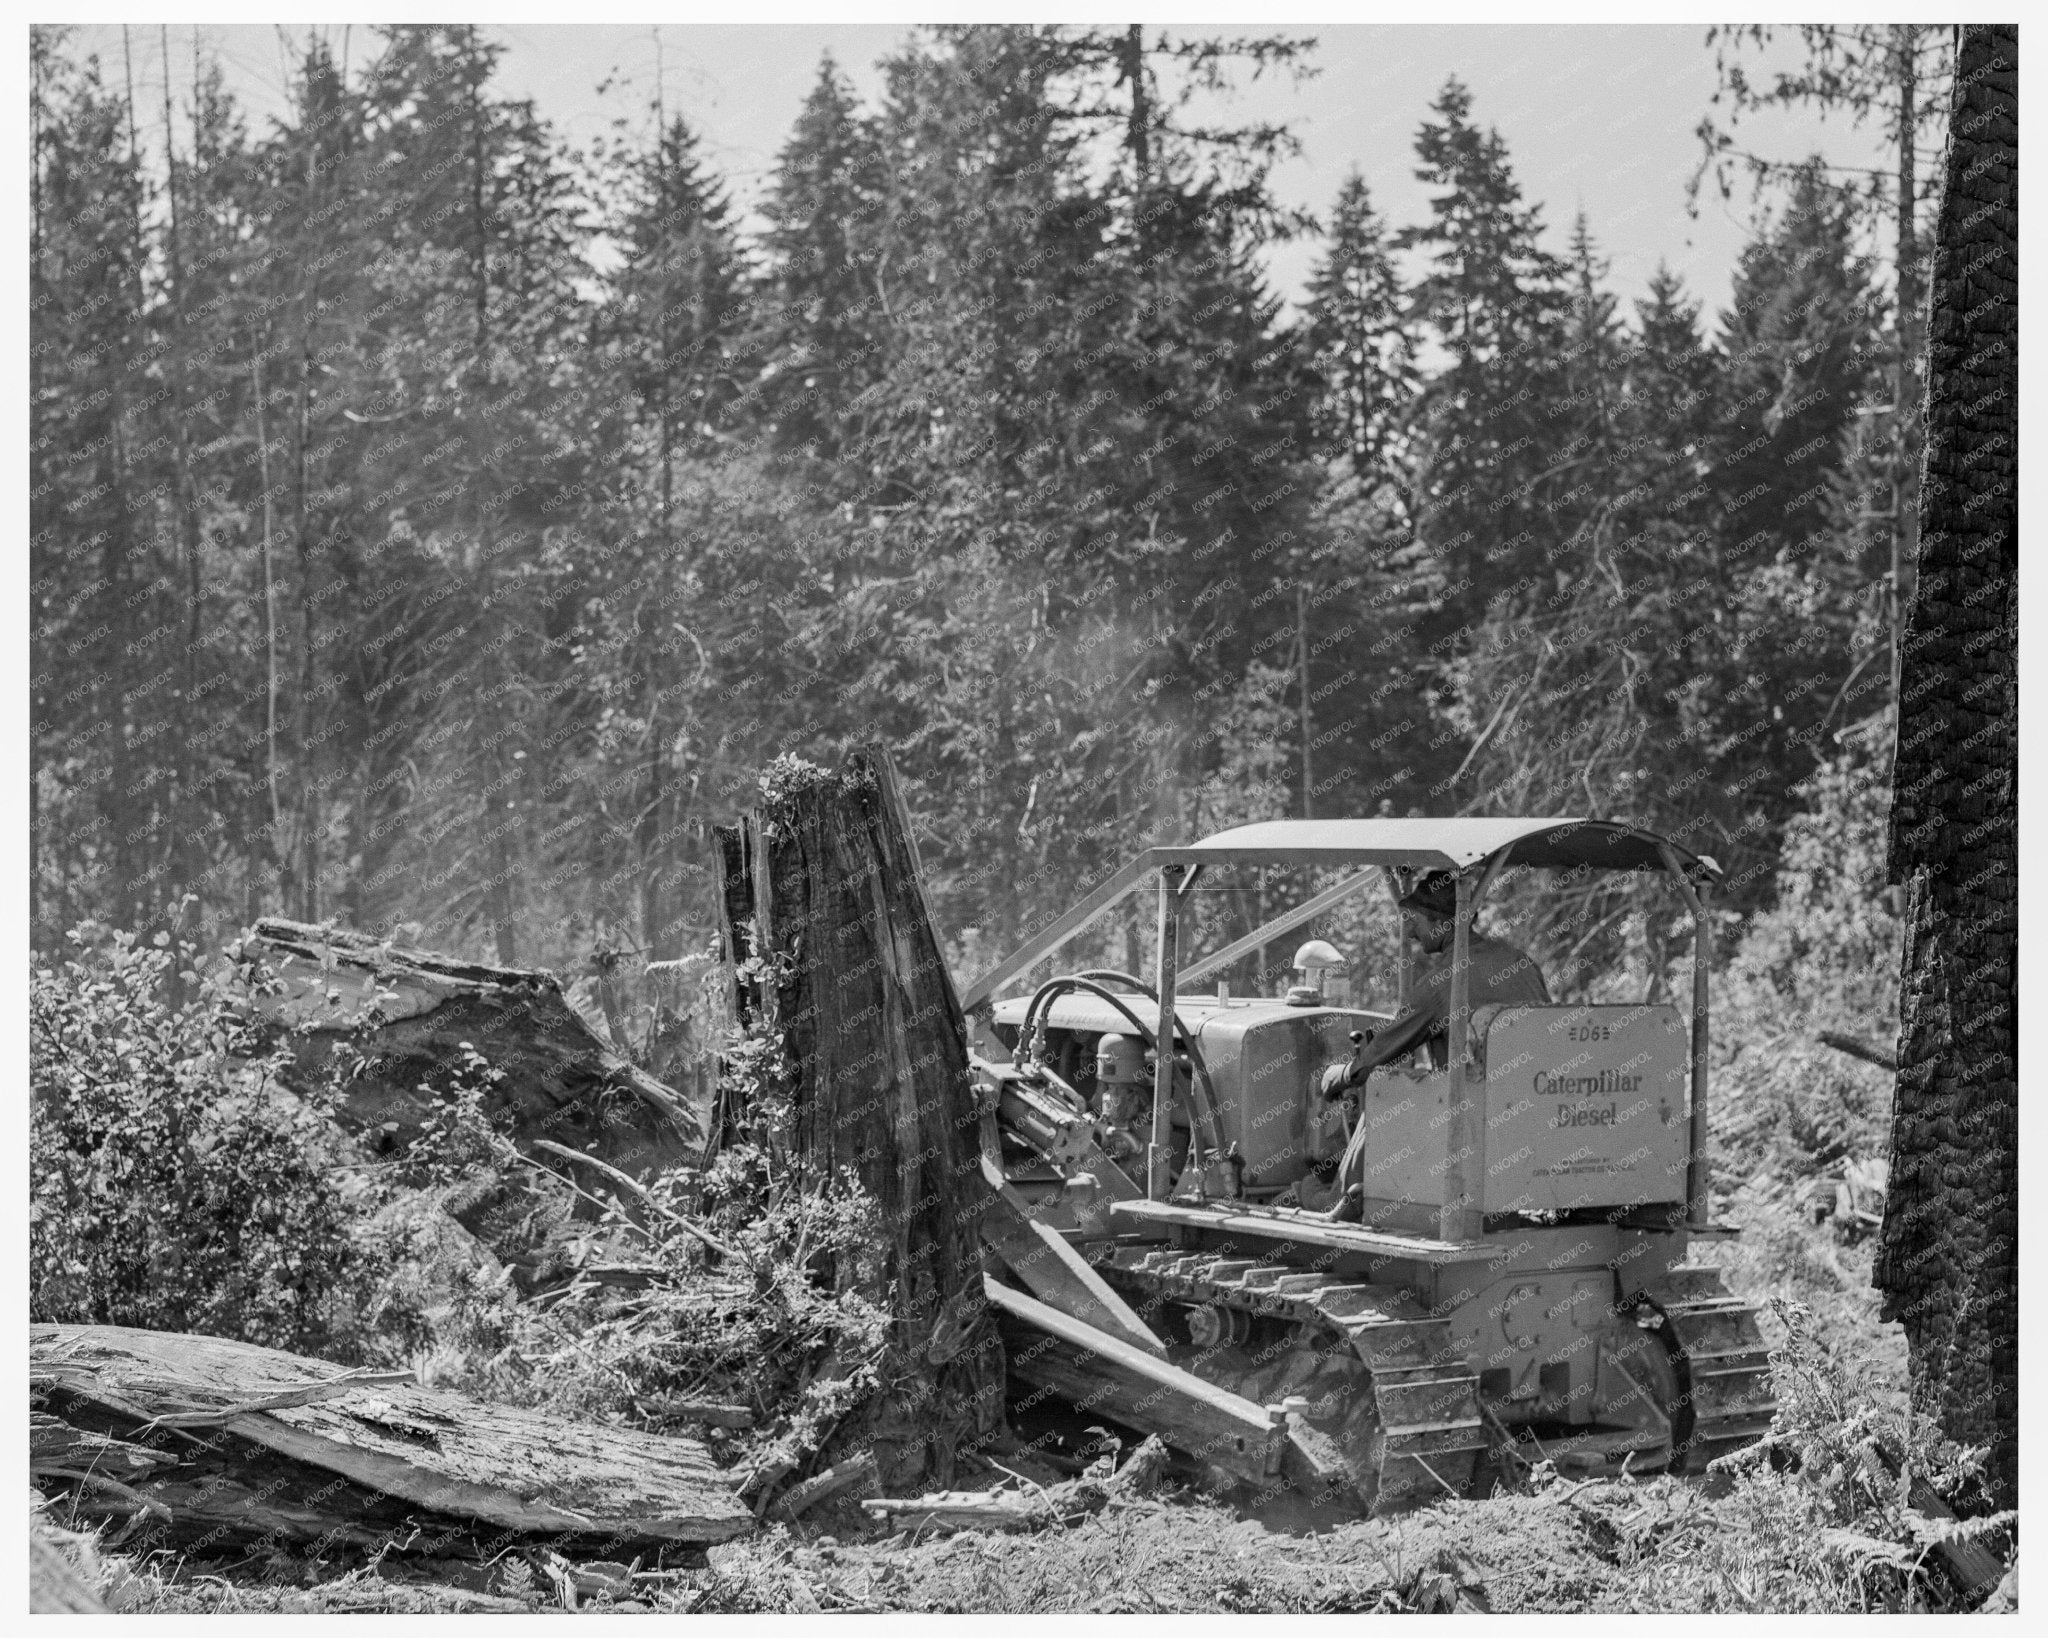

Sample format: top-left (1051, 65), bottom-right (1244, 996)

top-left (713, 747), bottom-right (1007, 1498)
top-left (31, 1324), bottom-right (751, 1561)
top-left (235, 917), bottom-right (701, 1178)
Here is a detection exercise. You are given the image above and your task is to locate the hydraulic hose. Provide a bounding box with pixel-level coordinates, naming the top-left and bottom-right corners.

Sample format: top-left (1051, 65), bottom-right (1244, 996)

top-left (1017, 973), bottom-right (1226, 1160)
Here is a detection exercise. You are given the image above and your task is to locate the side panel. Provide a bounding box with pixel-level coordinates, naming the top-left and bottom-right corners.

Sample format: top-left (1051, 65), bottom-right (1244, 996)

top-left (1481, 1004), bottom-right (1690, 1213)
top-left (1355, 1067), bottom-right (1454, 1213)
top-left (1196, 1008), bottom-right (1377, 1188)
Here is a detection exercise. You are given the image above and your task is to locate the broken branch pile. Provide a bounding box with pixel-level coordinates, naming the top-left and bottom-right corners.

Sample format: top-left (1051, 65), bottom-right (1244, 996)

top-left (31, 1324), bottom-right (750, 1561)
top-left (862, 1435), bottom-right (1170, 1535)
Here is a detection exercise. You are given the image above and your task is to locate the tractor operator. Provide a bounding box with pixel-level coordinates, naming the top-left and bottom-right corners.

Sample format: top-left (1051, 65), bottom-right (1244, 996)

top-left (1319, 871), bottom-right (1549, 1221)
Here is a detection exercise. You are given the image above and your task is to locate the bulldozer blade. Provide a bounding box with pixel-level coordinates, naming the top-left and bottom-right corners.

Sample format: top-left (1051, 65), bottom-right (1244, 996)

top-left (987, 1277), bottom-right (1318, 1491)
top-left (979, 1190), bottom-right (1164, 1357)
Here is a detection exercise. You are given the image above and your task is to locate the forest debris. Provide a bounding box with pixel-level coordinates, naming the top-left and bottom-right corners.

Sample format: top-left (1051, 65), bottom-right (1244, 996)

top-left (1818, 1030), bottom-right (1897, 1071)
top-left (774, 1451), bottom-right (879, 1521)
top-left (237, 917), bottom-right (702, 1176)
top-left (1401, 1548), bottom-right (1492, 1613)
top-left (1854, 1442), bottom-right (2007, 1600)
top-left (637, 1395), bottom-right (756, 1430)
top-left (30, 1409), bottom-right (174, 1474)
top-left (1799, 1155), bottom-right (1888, 1228)
top-left (862, 1436), bottom-right (1171, 1536)
top-left (32, 1324), bottom-right (750, 1558)
top-left (531, 1137), bottom-right (734, 1259)
top-left (1978, 1564), bottom-right (2018, 1613)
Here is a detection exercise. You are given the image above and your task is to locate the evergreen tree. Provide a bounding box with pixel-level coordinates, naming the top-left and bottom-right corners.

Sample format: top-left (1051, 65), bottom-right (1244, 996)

top-left (1400, 77), bottom-right (1572, 625)
top-left (1303, 171), bottom-right (1417, 498)
top-left (749, 56), bottom-right (888, 463)
top-left (30, 29), bottom-right (158, 942)
top-left (575, 109), bottom-right (751, 954)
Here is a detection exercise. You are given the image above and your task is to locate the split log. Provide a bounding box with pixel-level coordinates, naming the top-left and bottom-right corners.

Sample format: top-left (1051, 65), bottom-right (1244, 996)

top-left (713, 747), bottom-right (1006, 1494)
top-left (237, 917), bottom-right (701, 1178)
top-left (32, 1324), bottom-right (750, 1560)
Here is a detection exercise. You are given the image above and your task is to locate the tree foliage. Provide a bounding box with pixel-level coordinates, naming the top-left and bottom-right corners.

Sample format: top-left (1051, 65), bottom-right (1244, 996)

top-left (30, 25), bottom-right (1909, 993)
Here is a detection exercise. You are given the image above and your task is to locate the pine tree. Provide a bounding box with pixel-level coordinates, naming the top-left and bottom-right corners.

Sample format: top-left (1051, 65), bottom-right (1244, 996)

top-left (1303, 172), bottom-right (1417, 498)
top-left (1400, 77), bottom-right (1572, 622)
top-left (577, 108), bottom-right (749, 954)
top-left (749, 55), bottom-right (887, 463)
top-left (30, 29), bottom-right (159, 942)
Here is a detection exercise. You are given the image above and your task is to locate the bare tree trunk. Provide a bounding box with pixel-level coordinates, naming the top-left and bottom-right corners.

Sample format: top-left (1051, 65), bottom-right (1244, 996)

top-left (1890, 22), bottom-right (1925, 707)
top-left (1877, 21), bottom-right (2017, 1514)
top-left (253, 343), bottom-right (285, 869)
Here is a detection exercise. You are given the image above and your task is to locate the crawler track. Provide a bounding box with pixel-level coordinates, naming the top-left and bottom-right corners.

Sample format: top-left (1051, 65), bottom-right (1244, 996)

top-left (1097, 1246), bottom-right (1488, 1514)
top-left (1086, 1249), bottom-right (1778, 1509)
top-left (1640, 1266), bottom-right (1780, 1472)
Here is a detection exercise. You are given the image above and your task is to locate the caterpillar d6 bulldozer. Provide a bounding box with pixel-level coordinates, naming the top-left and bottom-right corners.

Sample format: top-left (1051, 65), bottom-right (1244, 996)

top-left (962, 817), bottom-right (1775, 1515)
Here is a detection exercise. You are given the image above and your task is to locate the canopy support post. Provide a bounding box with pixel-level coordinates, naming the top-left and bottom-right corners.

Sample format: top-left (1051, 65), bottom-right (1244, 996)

top-left (1657, 843), bottom-right (1713, 1229)
top-left (1440, 870), bottom-right (1482, 1241)
top-left (1148, 863), bottom-right (1188, 1201)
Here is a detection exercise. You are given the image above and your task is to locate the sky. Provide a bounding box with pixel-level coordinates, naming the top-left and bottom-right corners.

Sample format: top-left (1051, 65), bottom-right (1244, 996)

top-left (67, 22), bottom-right (1896, 320)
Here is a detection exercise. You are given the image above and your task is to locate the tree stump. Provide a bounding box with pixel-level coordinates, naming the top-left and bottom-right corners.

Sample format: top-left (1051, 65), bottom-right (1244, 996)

top-left (713, 746), bottom-right (1006, 1494)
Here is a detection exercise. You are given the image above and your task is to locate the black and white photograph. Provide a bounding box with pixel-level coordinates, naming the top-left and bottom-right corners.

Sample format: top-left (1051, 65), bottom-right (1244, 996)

top-left (26, 11), bottom-right (2019, 1616)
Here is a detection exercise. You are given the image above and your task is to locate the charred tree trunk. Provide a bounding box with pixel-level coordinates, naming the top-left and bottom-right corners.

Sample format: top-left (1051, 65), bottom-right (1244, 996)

top-left (1877, 22), bottom-right (2018, 1513)
top-left (713, 747), bottom-right (1005, 1494)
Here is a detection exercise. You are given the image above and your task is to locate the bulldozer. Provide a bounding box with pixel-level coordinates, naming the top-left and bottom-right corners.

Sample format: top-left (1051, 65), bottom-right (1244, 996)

top-left (961, 816), bottom-right (1776, 1515)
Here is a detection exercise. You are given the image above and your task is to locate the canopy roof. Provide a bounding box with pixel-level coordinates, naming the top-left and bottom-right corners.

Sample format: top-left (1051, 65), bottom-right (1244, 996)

top-left (1181, 817), bottom-right (1721, 881)
top-left (958, 815), bottom-right (1718, 1009)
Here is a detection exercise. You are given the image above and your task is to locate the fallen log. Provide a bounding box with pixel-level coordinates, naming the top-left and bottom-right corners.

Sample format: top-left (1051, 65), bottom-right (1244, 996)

top-left (235, 917), bottom-right (702, 1178)
top-left (32, 1324), bottom-right (750, 1560)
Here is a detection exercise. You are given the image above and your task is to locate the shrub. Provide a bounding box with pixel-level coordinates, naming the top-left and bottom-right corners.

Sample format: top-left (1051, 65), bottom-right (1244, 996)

top-left (380, 997), bottom-right (894, 1491)
top-left (30, 926), bottom-right (366, 1355)
top-left (1711, 732), bottom-right (1900, 1186)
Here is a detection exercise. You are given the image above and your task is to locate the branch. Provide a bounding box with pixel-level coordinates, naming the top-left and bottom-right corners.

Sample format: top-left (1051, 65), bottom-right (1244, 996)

top-left (1819, 1030), bottom-right (1896, 1071)
top-left (532, 1138), bottom-right (736, 1261)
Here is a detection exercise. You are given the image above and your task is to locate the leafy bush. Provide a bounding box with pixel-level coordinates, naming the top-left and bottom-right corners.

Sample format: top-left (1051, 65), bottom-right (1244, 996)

top-left (1711, 729), bottom-right (1900, 1186)
top-left (371, 1000), bottom-right (893, 1488)
top-left (30, 926), bottom-right (366, 1354)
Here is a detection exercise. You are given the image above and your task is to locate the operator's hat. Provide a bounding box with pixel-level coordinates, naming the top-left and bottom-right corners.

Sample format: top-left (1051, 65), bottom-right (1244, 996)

top-left (1397, 871), bottom-right (1458, 918)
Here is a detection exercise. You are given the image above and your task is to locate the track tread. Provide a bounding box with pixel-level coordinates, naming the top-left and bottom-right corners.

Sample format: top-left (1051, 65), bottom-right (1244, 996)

top-left (1646, 1266), bottom-right (1779, 1472)
top-left (1090, 1246), bottom-right (1486, 1515)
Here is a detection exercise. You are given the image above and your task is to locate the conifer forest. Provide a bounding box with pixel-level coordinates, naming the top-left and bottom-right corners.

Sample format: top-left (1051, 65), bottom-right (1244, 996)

top-left (29, 23), bottom-right (2017, 1615)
